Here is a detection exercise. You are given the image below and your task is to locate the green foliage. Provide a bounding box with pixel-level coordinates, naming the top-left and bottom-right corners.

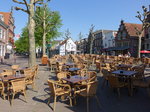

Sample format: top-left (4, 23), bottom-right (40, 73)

top-left (34, 5), bottom-right (62, 46)
top-left (15, 5), bottom-right (62, 53)
top-left (15, 27), bottom-right (29, 53)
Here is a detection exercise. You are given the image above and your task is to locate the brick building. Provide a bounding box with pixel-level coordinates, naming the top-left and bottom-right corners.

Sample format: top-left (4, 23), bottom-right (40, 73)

top-left (115, 20), bottom-right (143, 57)
top-left (0, 11), bottom-right (15, 59)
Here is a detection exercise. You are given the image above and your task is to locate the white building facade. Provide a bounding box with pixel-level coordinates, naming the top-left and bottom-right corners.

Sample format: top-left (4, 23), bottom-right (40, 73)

top-left (59, 38), bottom-right (77, 56)
top-left (102, 30), bottom-right (117, 49)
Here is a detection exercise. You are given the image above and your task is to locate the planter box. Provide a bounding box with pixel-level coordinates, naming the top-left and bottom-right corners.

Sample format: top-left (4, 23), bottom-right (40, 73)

top-left (41, 55), bottom-right (48, 65)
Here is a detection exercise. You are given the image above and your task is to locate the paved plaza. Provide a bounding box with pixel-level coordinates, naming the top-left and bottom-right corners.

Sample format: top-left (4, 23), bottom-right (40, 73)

top-left (0, 56), bottom-right (150, 112)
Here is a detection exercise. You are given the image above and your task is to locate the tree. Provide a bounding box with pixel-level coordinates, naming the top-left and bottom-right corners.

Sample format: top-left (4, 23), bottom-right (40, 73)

top-left (88, 24), bottom-right (95, 54)
top-left (64, 28), bottom-right (71, 39)
top-left (78, 32), bottom-right (84, 41)
top-left (63, 28), bottom-right (71, 55)
top-left (135, 6), bottom-right (150, 58)
top-left (34, 2), bottom-right (62, 55)
top-left (15, 27), bottom-right (29, 53)
top-left (12, 0), bottom-right (46, 67)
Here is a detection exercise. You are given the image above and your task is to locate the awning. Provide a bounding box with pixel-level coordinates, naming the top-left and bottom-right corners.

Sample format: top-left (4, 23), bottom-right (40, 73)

top-left (140, 50), bottom-right (150, 53)
top-left (106, 46), bottom-right (129, 51)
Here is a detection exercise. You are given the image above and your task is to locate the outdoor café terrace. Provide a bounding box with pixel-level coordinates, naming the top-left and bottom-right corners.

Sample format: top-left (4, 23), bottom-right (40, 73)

top-left (0, 54), bottom-right (150, 112)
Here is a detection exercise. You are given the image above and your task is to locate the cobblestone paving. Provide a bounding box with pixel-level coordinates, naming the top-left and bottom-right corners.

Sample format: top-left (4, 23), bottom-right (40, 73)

top-left (0, 56), bottom-right (150, 112)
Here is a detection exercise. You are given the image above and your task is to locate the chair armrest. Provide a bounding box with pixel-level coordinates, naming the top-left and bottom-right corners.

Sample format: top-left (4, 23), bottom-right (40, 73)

top-left (74, 88), bottom-right (86, 94)
top-left (55, 82), bottom-right (71, 90)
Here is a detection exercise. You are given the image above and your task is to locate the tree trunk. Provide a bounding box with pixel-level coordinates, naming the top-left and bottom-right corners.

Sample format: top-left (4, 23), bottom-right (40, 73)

top-left (65, 44), bottom-right (67, 55)
top-left (42, 10), bottom-right (46, 55)
top-left (90, 35), bottom-right (94, 54)
top-left (28, 1), bottom-right (36, 67)
top-left (42, 32), bottom-right (46, 55)
top-left (137, 35), bottom-right (142, 58)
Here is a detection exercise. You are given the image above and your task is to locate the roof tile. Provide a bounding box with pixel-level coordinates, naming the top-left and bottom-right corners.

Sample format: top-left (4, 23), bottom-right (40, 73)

top-left (124, 23), bottom-right (143, 37)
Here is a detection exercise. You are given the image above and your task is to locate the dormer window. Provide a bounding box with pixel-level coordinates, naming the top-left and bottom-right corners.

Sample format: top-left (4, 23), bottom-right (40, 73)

top-left (0, 14), bottom-right (4, 21)
top-left (118, 32), bottom-right (121, 40)
top-left (122, 31), bottom-right (126, 39)
top-left (120, 25), bottom-right (124, 31)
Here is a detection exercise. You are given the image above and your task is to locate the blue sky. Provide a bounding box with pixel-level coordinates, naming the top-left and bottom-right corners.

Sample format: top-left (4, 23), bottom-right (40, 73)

top-left (1, 0), bottom-right (149, 41)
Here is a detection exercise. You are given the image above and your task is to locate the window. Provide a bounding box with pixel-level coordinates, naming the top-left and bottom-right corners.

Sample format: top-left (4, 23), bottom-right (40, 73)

top-left (117, 32), bottom-right (121, 40)
top-left (124, 42), bottom-right (129, 46)
top-left (147, 44), bottom-right (149, 49)
top-left (3, 30), bottom-right (5, 40)
top-left (117, 42), bottom-right (122, 47)
top-left (0, 29), bottom-right (2, 38)
top-left (120, 25), bottom-right (124, 31)
top-left (122, 31), bottom-right (126, 39)
top-left (0, 14), bottom-right (4, 21)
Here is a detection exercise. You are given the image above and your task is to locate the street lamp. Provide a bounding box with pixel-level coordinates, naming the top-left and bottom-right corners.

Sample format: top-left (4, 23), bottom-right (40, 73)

top-left (46, 43), bottom-right (51, 58)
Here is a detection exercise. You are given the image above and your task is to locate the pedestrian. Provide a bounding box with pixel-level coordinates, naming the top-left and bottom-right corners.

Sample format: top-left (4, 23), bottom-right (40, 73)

top-left (0, 56), bottom-right (3, 64)
top-left (127, 51), bottom-right (131, 57)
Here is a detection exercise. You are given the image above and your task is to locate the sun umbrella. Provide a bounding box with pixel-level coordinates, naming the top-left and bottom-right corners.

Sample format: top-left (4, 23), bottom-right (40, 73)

top-left (140, 50), bottom-right (150, 53)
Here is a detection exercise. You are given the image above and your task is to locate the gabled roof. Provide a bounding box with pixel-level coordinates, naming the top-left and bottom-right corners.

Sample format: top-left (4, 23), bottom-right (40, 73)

top-left (59, 38), bottom-right (71, 45)
top-left (0, 19), bottom-right (8, 28)
top-left (0, 12), bottom-right (11, 25)
top-left (124, 23), bottom-right (143, 37)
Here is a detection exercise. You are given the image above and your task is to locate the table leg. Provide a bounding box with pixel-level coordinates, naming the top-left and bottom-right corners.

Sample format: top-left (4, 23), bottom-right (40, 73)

top-left (128, 77), bottom-right (133, 96)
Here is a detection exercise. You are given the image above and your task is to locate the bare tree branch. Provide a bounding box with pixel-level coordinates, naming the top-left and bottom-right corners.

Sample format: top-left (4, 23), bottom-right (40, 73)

top-left (34, 0), bottom-right (43, 4)
top-left (12, 0), bottom-right (25, 4)
top-left (23, 0), bottom-right (30, 12)
top-left (15, 7), bottom-right (29, 13)
top-left (136, 12), bottom-right (144, 23)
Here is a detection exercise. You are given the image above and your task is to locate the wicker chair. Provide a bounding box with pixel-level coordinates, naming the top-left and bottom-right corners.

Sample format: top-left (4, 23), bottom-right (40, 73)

top-left (0, 71), bottom-right (13, 76)
top-left (47, 80), bottom-right (72, 111)
top-left (56, 72), bottom-right (71, 83)
top-left (0, 81), bottom-right (5, 100)
top-left (23, 68), bottom-right (33, 76)
top-left (132, 78), bottom-right (150, 96)
top-left (101, 69), bottom-right (111, 88)
top-left (25, 70), bottom-right (36, 89)
top-left (10, 78), bottom-right (26, 102)
top-left (107, 75), bottom-right (128, 98)
top-left (75, 71), bottom-right (97, 97)
top-left (131, 64), bottom-right (145, 80)
top-left (32, 65), bottom-right (39, 78)
top-left (50, 62), bottom-right (59, 73)
top-left (75, 81), bottom-right (101, 112)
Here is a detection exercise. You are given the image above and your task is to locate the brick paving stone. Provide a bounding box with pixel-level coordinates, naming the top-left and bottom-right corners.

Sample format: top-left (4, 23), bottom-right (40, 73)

top-left (0, 56), bottom-right (150, 112)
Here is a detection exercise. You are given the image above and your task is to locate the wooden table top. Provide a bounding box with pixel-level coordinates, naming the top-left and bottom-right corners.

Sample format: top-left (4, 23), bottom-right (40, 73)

top-left (62, 75), bottom-right (89, 84)
top-left (112, 70), bottom-right (137, 76)
top-left (116, 64), bottom-right (132, 68)
top-left (0, 74), bottom-right (25, 82)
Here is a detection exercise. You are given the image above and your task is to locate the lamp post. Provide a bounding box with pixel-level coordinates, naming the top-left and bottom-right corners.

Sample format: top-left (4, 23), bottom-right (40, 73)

top-left (46, 43), bottom-right (51, 58)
